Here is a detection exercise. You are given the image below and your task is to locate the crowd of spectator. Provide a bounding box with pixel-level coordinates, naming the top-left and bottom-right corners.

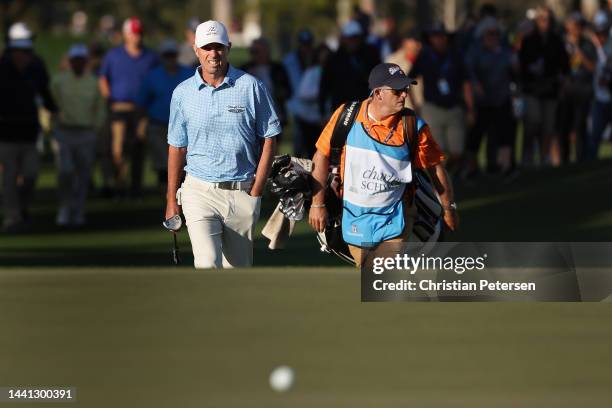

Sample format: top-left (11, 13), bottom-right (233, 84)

top-left (1, 2), bottom-right (612, 233)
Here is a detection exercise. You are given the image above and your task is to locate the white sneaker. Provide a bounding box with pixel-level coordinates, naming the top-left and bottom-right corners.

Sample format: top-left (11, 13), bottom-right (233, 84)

top-left (56, 206), bottom-right (70, 226)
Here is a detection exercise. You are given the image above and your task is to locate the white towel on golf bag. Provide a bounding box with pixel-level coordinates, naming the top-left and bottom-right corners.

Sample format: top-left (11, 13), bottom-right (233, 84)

top-left (262, 203), bottom-right (296, 250)
top-left (262, 156), bottom-right (312, 249)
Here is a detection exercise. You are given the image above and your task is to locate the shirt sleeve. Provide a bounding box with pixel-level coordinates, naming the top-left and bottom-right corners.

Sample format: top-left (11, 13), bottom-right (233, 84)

top-left (254, 81), bottom-right (282, 138)
top-left (167, 89), bottom-right (187, 147)
top-left (314, 104), bottom-right (345, 157)
top-left (413, 123), bottom-right (446, 169)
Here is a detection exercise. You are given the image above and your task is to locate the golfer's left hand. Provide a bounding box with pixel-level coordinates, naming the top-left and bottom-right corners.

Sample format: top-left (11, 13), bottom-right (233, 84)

top-left (443, 210), bottom-right (459, 232)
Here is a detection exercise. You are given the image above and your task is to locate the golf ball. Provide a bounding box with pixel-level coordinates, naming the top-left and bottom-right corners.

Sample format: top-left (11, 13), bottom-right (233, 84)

top-left (269, 366), bottom-right (295, 392)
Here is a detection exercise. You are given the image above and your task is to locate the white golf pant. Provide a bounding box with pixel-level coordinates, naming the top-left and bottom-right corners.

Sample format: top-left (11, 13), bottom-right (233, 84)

top-left (178, 174), bottom-right (261, 269)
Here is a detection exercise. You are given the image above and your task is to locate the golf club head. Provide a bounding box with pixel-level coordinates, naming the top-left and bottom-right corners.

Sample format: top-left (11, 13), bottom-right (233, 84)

top-left (163, 214), bottom-right (183, 231)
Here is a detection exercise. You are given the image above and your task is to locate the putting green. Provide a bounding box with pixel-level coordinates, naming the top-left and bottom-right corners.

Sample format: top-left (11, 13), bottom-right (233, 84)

top-left (0, 267), bottom-right (610, 407)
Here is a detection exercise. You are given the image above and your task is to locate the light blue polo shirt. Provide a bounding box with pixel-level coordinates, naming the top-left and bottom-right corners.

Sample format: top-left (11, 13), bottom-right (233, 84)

top-left (168, 65), bottom-right (282, 182)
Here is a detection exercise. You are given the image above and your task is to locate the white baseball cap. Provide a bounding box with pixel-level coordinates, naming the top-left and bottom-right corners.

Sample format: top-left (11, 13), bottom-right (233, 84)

top-left (8, 22), bottom-right (33, 49)
top-left (195, 20), bottom-right (230, 48)
top-left (67, 44), bottom-right (89, 59)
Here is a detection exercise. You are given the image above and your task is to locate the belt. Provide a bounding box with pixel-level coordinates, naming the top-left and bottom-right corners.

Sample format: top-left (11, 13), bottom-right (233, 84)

top-left (211, 180), bottom-right (253, 191)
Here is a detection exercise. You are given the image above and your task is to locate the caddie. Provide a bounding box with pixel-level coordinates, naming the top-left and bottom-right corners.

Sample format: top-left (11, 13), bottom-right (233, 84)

top-left (165, 20), bottom-right (281, 268)
top-left (308, 62), bottom-right (458, 266)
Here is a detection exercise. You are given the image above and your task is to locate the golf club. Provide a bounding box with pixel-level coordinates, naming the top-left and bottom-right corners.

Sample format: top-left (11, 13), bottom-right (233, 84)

top-left (163, 214), bottom-right (183, 265)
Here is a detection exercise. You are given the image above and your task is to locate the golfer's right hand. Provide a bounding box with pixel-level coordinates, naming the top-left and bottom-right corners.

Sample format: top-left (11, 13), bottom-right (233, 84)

top-left (309, 206), bottom-right (328, 233)
top-left (165, 201), bottom-right (181, 222)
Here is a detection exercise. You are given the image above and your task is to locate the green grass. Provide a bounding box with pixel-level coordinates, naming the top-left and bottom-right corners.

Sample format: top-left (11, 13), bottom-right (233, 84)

top-left (0, 267), bottom-right (611, 407)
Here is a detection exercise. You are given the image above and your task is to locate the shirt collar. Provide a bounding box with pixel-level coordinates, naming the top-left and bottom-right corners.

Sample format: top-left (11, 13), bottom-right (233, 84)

top-left (194, 64), bottom-right (237, 90)
top-left (359, 98), bottom-right (401, 129)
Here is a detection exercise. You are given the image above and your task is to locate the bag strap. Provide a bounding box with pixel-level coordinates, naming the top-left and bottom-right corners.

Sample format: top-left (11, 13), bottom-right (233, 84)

top-left (402, 109), bottom-right (420, 204)
top-left (401, 108), bottom-right (418, 164)
top-left (329, 101), bottom-right (417, 165)
top-left (329, 100), bottom-right (362, 166)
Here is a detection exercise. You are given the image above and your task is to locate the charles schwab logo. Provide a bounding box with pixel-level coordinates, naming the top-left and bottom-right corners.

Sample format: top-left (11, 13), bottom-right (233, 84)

top-left (361, 166), bottom-right (406, 192)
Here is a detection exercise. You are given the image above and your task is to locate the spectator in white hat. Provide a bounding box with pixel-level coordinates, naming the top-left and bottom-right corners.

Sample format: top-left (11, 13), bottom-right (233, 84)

top-left (0, 22), bottom-right (57, 232)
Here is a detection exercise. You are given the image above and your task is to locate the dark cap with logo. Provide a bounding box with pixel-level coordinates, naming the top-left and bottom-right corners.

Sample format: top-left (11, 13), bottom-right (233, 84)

top-left (368, 63), bottom-right (417, 90)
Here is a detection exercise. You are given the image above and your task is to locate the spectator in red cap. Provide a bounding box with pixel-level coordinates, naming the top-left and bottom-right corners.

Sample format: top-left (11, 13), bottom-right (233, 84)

top-left (99, 17), bottom-right (159, 198)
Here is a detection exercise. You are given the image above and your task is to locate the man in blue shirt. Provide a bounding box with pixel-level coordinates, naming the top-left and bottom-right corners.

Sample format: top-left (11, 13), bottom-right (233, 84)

top-left (165, 21), bottom-right (281, 269)
top-left (99, 17), bottom-right (158, 198)
top-left (138, 40), bottom-right (191, 190)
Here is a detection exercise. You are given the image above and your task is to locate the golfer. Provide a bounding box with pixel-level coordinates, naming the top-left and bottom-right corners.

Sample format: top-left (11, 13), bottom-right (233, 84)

top-left (165, 20), bottom-right (281, 269)
top-left (309, 63), bottom-right (458, 266)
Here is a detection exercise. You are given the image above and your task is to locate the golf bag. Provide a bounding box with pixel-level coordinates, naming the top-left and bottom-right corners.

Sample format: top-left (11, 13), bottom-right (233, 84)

top-left (317, 101), bottom-right (444, 264)
top-left (269, 155), bottom-right (312, 221)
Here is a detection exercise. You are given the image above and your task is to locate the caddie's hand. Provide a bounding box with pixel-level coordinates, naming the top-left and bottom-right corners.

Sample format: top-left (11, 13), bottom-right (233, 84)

top-left (443, 209), bottom-right (459, 232)
top-left (309, 206), bottom-right (328, 233)
top-left (165, 200), bottom-right (181, 222)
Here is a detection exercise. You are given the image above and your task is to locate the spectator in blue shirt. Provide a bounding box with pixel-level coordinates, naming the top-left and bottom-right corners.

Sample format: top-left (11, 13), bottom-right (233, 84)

top-left (98, 17), bottom-right (159, 198)
top-left (165, 21), bottom-right (281, 269)
top-left (138, 39), bottom-right (192, 190)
